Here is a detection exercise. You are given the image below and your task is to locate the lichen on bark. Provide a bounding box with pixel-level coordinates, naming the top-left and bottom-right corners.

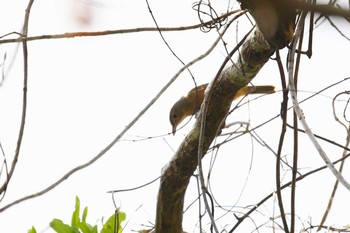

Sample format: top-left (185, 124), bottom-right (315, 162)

top-left (154, 28), bottom-right (276, 233)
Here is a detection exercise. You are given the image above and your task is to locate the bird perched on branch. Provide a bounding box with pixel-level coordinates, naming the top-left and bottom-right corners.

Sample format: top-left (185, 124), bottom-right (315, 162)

top-left (169, 84), bottom-right (275, 135)
top-left (237, 0), bottom-right (296, 49)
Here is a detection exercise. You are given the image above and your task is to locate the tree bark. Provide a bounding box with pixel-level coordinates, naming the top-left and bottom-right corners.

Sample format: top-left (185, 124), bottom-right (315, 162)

top-left (154, 27), bottom-right (274, 233)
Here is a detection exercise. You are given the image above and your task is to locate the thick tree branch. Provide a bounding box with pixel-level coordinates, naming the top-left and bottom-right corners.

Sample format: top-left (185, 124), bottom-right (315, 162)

top-left (154, 28), bottom-right (274, 233)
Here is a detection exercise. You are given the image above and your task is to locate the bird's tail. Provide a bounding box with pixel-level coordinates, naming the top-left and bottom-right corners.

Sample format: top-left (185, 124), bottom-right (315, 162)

top-left (234, 85), bottom-right (275, 100)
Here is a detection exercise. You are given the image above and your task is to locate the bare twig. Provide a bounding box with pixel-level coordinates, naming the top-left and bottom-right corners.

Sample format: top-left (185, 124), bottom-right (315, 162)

top-left (0, 11), bottom-right (238, 45)
top-left (229, 153), bottom-right (350, 232)
top-left (197, 15), bottom-right (252, 233)
top-left (275, 64), bottom-right (290, 233)
top-left (290, 13), bottom-right (306, 232)
top-left (0, 13), bottom-right (232, 212)
top-left (317, 124), bottom-right (350, 231)
top-left (332, 91), bottom-right (350, 135)
top-left (214, 78), bottom-right (350, 151)
top-left (0, 0), bottom-right (34, 197)
top-left (318, 93), bottom-right (350, 230)
top-left (0, 141), bottom-right (9, 202)
top-left (288, 7), bottom-right (350, 191)
top-left (290, 1), bottom-right (350, 19)
top-left (108, 176), bottom-right (160, 194)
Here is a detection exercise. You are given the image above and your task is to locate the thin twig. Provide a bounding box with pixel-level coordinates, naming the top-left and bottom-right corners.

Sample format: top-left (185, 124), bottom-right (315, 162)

top-left (229, 153), bottom-right (350, 232)
top-left (196, 24), bottom-right (255, 233)
top-left (213, 78), bottom-right (350, 150)
top-left (290, 14), bottom-right (306, 233)
top-left (107, 176), bottom-right (160, 194)
top-left (317, 124), bottom-right (350, 231)
top-left (0, 141), bottom-right (9, 202)
top-left (275, 72), bottom-right (290, 233)
top-left (288, 7), bottom-right (350, 191)
top-left (274, 50), bottom-right (290, 233)
top-left (0, 14), bottom-right (233, 213)
top-left (325, 15), bottom-right (350, 41)
top-left (0, 0), bottom-right (34, 197)
top-left (306, 0), bottom-right (316, 58)
top-left (0, 11), bottom-right (239, 45)
top-left (318, 93), bottom-right (350, 230)
top-left (332, 91), bottom-right (350, 135)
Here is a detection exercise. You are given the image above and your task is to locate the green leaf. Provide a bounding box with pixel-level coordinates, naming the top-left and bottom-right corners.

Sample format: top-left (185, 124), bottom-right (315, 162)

top-left (101, 211), bottom-right (126, 233)
top-left (71, 196), bottom-right (81, 228)
top-left (116, 211), bottom-right (126, 233)
top-left (50, 219), bottom-right (79, 233)
top-left (117, 211), bottom-right (126, 225)
top-left (79, 221), bottom-right (94, 233)
top-left (27, 226), bottom-right (37, 233)
top-left (92, 225), bottom-right (98, 233)
top-left (101, 214), bottom-right (115, 233)
top-left (48, 197), bottom-right (126, 233)
top-left (82, 206), bottom-right (88, 223)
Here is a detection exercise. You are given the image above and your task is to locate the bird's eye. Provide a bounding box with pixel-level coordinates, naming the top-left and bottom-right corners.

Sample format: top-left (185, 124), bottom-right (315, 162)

top-left (172, 113), bottom-right (178, 119)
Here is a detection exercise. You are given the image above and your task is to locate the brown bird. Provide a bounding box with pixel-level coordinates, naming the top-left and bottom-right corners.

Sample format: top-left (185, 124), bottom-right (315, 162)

top-left (237, 0), bottom-right (296, 49)
top-left (169, 84), bottom-right (275, 135)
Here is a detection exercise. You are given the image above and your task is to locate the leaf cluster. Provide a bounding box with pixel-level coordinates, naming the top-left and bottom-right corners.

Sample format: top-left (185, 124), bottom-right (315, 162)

top-left (28, 196), bottom-right (125, 233)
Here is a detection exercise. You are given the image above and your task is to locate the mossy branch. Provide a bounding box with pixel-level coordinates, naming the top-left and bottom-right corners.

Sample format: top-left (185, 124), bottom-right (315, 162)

top-left (154, 28), bottom-right (274, 233)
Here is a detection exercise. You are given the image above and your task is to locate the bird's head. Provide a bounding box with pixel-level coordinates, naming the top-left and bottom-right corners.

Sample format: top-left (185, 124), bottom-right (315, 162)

top-left (169, 97), bottom-right (191, 135)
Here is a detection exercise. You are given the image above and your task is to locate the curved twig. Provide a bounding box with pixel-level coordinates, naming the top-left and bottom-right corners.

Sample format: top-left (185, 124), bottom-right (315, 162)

top-left (288, 8), bottom-right (350, 191)
top-left (229, 153), bottom-right (350, 232)
top-left (332, 91), bottom-right (350, 136)
top-left (0, 13), bottom-right (233, 212)
top-left (318, 92), bottom-right (350, 230)
top-left (318, 124), bottom-right (350, 231)
top-left (196, 25), bottom-right (255, 233)
top-left (0, 0), bottom-right (34, 197)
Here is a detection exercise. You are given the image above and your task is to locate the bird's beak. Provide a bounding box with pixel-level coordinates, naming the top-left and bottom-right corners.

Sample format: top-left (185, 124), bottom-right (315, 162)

top-left (172, 125), bottom-right (177, 135)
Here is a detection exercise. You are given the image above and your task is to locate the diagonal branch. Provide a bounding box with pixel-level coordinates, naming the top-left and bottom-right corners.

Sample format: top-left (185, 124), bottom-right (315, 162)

top-left (0, 15), bottom-right (228, 213)
top-left (154, 27), bottom-right (274, 233)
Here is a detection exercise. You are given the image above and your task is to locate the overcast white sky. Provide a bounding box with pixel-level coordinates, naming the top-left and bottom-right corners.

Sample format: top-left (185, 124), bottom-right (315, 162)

top-left (0, 0), bottom-right (350, 232)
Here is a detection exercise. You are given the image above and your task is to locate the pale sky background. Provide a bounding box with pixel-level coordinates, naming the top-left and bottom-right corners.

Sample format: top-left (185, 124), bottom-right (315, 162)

top-left (0, 0), bottom-right (350, 232)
